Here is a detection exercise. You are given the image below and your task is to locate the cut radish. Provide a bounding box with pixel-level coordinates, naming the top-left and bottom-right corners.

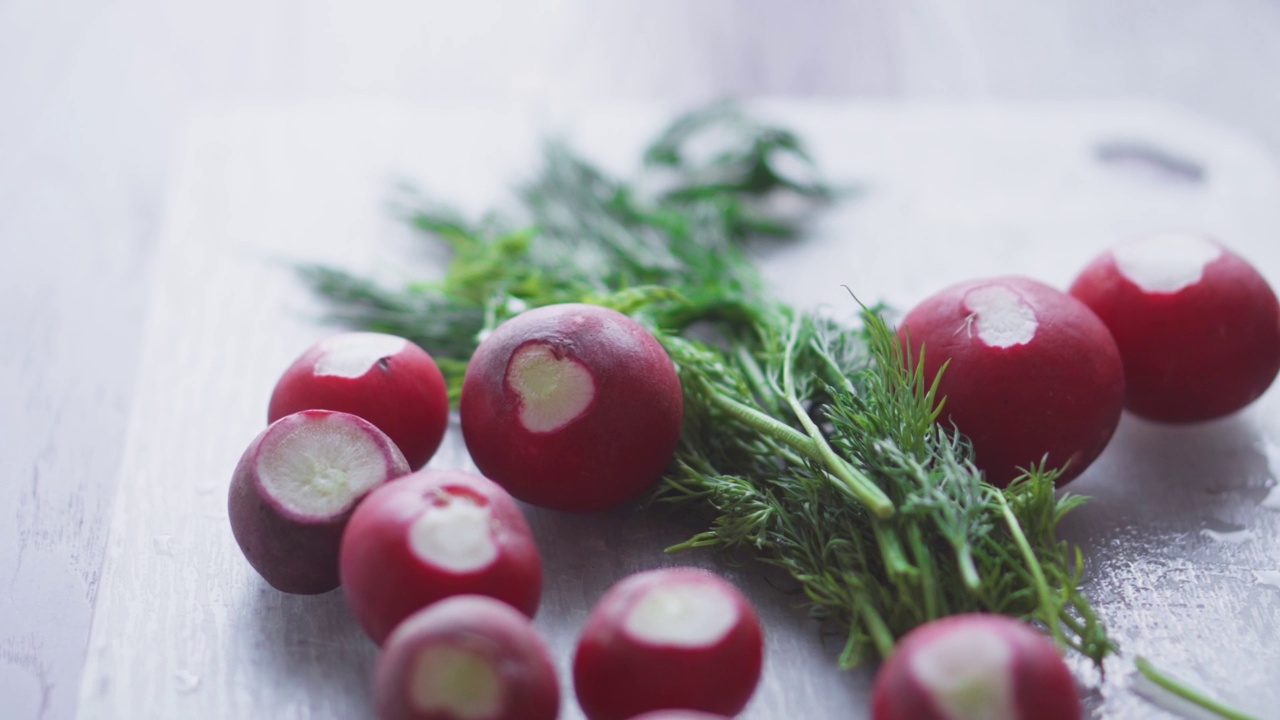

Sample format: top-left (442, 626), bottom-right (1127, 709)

top-left (898, 275), bottom-right (1125, 486)
top-left (573, 567), bottom-right (763, 720)
top-left (340, 469), bottom-right (542, 645)
top-left (227, 409), bottom-right (410, 594)
top-left (375, 595), bottom-right (559, 720)
top-left (269, 332), bottom-right (450, 470)
top-left (1070, 233), bottom-right (1280, 422)
top-left (460, 303), bottom-right (683, 512)
top-left (871, 614), bottom-right (1079, 720)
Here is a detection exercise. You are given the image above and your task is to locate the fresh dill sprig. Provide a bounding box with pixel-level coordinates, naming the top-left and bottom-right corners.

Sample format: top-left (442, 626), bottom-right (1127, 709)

top-left (299, 102), bottom-right (1114, 667)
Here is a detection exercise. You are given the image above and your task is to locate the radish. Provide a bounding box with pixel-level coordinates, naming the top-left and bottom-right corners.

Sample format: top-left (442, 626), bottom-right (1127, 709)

top-left (871, 613), bottom-right (1079, 720)
top-left (897, 275), bottom-right (1125, 486)
top-left (573, 567), bottom-right (764, 720)
top-left (374, 594), bottom-right (559, 720)
top-left (269, 332), bottom-right (450, 470)
top-left (460, 303), bottom-right (683, 512)
top-left (227, 409), bottom-right (410, 594)
top-left (340, 468), bottom-right (542, 645)
top-left (1069, 232), bottom-right (1280, 423)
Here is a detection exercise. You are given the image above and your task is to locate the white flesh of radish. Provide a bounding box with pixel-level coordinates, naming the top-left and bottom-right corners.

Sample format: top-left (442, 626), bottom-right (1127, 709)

top-left (409, 492), bottom-right (499, 573)
top-left (962, 285), bottom-right (1037, 348)
top-left (1113, 233), bottom-right (1222, 293)
top-left (410, 644), bottom-right (504, 719)
top-left (257, 415), bottom-right (390, 517)
top-left (507, 343), bottom-right (595, 433)
top-left (314, 332), bottom-right (408, 378)
top-left (623, 581), bottom-right (739, 648)
top-left (909, 626), bottom-right (1017, 720)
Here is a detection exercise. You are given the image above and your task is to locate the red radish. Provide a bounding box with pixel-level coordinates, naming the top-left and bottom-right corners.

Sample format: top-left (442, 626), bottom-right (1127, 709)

top-left (871, 613), bottom-right (1079, 720)
top-left (460, 303), bottom-right (683, 512)
top-left (897, 276), bottom-right (1125, 487)
top-left (573, 567), bottom-right (764, 720)
top-left (269, 332), bottom-right (449, 470)
top-left (374, 594), bottom-right (559, 720)
top-left (228, 409), bottom-right (410, 594)
top-left (340, 469), bottom-right (542, 645)
top-left (1069, 232), bottom-right (1280, 423)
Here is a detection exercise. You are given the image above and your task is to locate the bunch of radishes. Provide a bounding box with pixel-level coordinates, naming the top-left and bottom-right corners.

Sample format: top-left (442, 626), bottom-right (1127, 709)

top-left (226, 306), bottom-right (764, 719)
top-left (876, 232), bottom-right (1280, 720)
top-left (897, 232), bottom-right (1280, 488)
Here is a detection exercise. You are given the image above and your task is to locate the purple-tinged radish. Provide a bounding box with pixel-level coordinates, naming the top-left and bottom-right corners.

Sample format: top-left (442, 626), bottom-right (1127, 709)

top-left (228, 409), bottom-right (410, 594)
top-left (871, 614), bottom-right (1079, 720)
top-left (898, 276), bottom-right (1125, 487)
top-left (269, 332), bottom-right (449, 470)
top-left (460, 303), bottom-right (683, 512)
top-left (340, 469), bottom-right (542, 645)
top-left (375, 595), bottom-right (559, 720)
top-left (1069, 232), bottom-right (1280, 423)
top-left (573, 567), bottom-right (763, 720)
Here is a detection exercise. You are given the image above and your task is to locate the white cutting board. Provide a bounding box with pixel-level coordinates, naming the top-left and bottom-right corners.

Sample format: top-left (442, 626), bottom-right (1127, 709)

top-left (78, 100), bottom-right (1280, 719)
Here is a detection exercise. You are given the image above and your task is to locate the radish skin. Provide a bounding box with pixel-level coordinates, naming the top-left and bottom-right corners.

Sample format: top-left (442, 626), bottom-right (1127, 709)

top-left (375, 595), bottom-right (559, 720)
top-left (269, 332), bottom-right (449, 470)
top-left (460, 303), bottom-right (683, 512)
top-left (340, 469), bottom-right (542, 645)
top-left (871, 614), bottom-right (1080, 720)
top-left (898, 276), bottom-right (1125, 486)
top-left (227, 409), bottom-right (410, 594)
top-left (573, 567), bottom-right (763, 720)
top-left (1070, 233), bottom-right (1280, 423)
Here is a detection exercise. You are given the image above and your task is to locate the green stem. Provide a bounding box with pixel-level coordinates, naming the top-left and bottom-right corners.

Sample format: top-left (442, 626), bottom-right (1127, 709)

top-left (1135, 657), bottom-right (1260, 720)
top-left (706, 388), bottom-right (818, 453)
top-left (780, 317), bottom-right (895, 518)
top-left (991, 488), bottom-right (1065, 646)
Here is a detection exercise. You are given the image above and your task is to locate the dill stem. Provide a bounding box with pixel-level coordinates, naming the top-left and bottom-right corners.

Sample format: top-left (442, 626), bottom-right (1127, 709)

top-left (855, 595), bottom-right (897, 660)
top-left (991, 489), bottom-right (1065, 645)
top-left (705, 388), bottom-right (817, 453)
top-left (1134, 657), bottom-right (1260, 720)
top-left (780, 317), bottom-right (896, 519)
top-left (735, 345), bottom-right (782, 417)
top-left (956, 546), bottom-right (982, 592)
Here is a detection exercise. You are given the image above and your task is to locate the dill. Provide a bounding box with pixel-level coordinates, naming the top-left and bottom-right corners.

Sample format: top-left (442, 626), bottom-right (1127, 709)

top-left (300, 102), bottom-right (1114, 667)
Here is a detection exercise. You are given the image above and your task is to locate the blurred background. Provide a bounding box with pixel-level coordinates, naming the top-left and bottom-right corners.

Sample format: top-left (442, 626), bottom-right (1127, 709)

top-left (4, 2), bottom-right (1280, 718)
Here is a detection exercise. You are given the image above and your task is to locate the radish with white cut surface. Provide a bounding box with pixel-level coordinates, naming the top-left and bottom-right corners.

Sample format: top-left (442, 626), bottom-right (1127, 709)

top-left (269, 332), bottom-right (449, 470)
top-left (460, 303), bottom-right (683, 512)
top-left (573, 567), bottom-right (763, 720)
top-left (228, 409), bottom-right (410, 594)
top-left (1070, 233), bottom-right (1280, 423)
top-left (340, 469), bottom-right (542, 645)
top-left (898, 276), bottom-right (1125, 486)
top-left (871, 614), bottom-right (1079, 720)
top-left (374, 594), bottom-right (559, 720)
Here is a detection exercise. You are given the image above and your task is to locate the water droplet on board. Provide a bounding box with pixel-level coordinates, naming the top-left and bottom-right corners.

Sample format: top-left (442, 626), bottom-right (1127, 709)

top-left (1255, 571), bottom-right (1280, 590)
top-left (1201, 528), bottom-right (1253, 545)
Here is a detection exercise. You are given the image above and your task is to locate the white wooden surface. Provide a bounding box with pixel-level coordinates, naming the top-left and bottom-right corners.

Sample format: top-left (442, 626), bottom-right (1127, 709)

top-left (7, 3), bottom-right (1280, 719)
top-left (69, 101), bottom-right (1280, 719)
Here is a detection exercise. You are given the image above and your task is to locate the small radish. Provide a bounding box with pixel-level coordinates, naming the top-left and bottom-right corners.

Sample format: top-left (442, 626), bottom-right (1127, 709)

top-left (573, 567), bottom-right (764, 720)
top-left (898, 276), bottom-right (1125, 486)
top-left (460, 303), bottom-right (683, 512)
top-left (228, 409), bottom-right (410, 594)
top-left (871, 613), bottom-right (1079, 720)
top-left (1069, 232), bottom-right (1280, 423)
top-left (374, 594), bottom-right (559, 720)
top-left (269, 332), bottom-right (449, 470)
top-left (340, 469), bottom-right (542, 645)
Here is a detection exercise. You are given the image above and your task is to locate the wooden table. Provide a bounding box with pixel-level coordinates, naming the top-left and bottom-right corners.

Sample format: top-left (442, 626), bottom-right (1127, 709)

top-left (5, 4), bottom-right (1280, 719)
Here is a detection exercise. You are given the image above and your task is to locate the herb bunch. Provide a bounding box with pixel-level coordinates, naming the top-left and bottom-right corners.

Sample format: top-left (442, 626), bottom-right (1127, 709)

top-left (301, 103), bottom-right (1113, 667)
